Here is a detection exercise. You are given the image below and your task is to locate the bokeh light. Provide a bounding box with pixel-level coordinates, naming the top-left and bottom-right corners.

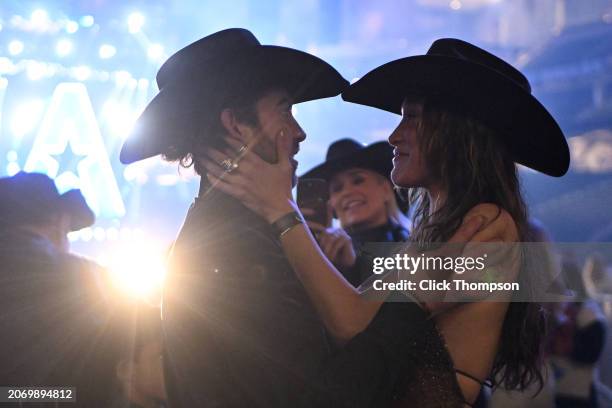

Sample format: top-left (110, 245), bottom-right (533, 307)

top-left (127, 12), bottom-right (145, 33)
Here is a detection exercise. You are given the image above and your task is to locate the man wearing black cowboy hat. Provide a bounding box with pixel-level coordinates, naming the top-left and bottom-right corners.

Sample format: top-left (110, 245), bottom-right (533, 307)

top-left (0, 171), bottom-right (95, 253)
top-left (120, 28), bottom-right (348, 407)
top-left (0, 172), bottom-right (113, 406)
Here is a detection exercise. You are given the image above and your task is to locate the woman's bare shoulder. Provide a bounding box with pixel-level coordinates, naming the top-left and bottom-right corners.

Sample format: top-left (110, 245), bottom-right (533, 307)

top-left (463, 203), bottom-right (518, 242)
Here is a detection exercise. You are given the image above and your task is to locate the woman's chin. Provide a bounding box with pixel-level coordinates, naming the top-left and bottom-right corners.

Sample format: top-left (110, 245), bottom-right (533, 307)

top-left (342, 215), bottom-right (361, 228)
top-left (391, 168), bottom-right (409, 187)
top-left (392, 162), bottom-right (426, 188)
top-left (342, 211), bottom-right (369, 229)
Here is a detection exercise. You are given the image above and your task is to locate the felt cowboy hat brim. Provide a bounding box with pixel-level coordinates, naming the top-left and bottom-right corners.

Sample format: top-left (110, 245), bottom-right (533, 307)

top-left (342, 52), bottom-right (570, 177)
top-left (0, 172), bottom-right (95, 231)
top-left (120, 29), bottom-right (349, 164)
top-left (60, 189), bottom-right (96, 231)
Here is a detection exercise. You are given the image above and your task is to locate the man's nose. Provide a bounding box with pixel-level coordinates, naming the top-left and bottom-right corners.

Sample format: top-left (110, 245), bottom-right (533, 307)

top-left (290, 116), bottom-right (307, 142)
top-left (294, 126), bottom-right (306, 143)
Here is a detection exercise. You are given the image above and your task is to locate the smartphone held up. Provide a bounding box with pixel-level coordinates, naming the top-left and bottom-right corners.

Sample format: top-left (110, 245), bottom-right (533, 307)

top-left (297, 178), bottom-right (330, 226)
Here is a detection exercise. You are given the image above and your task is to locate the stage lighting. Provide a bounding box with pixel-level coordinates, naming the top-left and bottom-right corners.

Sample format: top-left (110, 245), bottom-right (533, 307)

top-left (114, 70), bottom-right (132, 86)
top-left (99, 44), bottom-right (116, 59)
top-left (80, 227), bottom-right (93, 242)
top-left (106, 227), bottom-right (119, 241)
top-left (26, 61), bottom-right (46, 80)
top-left (120, 227), bottom-right (133, 241)
top-left (128, 12), bottom-right (145, 34)
top-left (6, 150), bottom-right (18, 162)
top-left (6, 162), bottom-right (20, 176)
top-left (73, 65), bottom-right (91, 81)
top-left (8, 40), bottom-right (24, 56)
top-left (450, 0), bottom-right (462, 10)
top-left (137, 78), bottom-right (149, 90)
top-left (80, 15), bottom-right (95, 28)
top-left (147, 43), bottom-right (164, 61)
top-left (65, 20), bottom-right (79, 34)
top-left (30, 9), bottom-right (49, 29)
top-left (123, 166), bottom-right (137, 182)
top-left (108, 242), bottom-right (167, 300)
top-left (103, 101), bottom-right (137, 138)
top-left (0, 58), bottom-right (15, 76)
top-left (94, 227), bottom-right (106, 241)
top-left (56, 39), bottom-right (73, 57)
top-left (11, 99), bottom-right (45, 135)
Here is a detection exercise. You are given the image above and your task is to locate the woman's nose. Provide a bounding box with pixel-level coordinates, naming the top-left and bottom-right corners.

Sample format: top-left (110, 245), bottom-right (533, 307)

top-left (388, 126), bottom-right (401, 146)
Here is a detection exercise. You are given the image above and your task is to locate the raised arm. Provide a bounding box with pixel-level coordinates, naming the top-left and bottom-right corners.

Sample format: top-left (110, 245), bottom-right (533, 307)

top-left (202, 134), bottom-right (378, 341)
top-left (201, 132), bottom-right (483, 341)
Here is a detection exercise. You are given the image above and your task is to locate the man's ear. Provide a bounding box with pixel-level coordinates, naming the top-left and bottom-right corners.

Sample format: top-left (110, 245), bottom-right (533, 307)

top-left (220, 109), bottom-right (252, 143)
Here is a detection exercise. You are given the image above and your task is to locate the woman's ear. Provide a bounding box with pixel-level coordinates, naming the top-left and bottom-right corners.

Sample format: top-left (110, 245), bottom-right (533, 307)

top-left (220, 109), bottom-right (252, 144)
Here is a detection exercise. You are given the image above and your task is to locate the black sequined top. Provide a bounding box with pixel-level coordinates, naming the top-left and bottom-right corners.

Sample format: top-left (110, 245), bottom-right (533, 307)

top-left (296, 293), bottom-right (467, 407)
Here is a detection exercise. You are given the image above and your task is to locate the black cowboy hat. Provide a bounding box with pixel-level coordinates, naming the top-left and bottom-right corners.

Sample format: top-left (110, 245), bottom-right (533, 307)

top-left (0, 172), bottom-right (95, 231)
top-left (300, 139), bottom-right (408, 213)
top-left (120, 28), bottom-right (349, 164)
top-left (301, 139), bottom-right (393, 181)
top-left (342, 38), bottom-right (570, 177)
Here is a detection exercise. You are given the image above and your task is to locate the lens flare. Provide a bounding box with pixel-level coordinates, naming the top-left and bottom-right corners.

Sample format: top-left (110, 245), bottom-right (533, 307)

top-left (107, 242), bottom-right (167, 303)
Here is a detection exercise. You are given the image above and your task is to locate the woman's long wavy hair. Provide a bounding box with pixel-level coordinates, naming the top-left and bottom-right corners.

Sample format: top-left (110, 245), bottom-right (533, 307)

top-left (407, 97), bottom-right (546, 392)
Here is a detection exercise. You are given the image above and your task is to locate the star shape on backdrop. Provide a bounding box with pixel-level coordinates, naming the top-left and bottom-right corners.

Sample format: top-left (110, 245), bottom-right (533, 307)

top-left (51, 140), bottom-right (87, 177)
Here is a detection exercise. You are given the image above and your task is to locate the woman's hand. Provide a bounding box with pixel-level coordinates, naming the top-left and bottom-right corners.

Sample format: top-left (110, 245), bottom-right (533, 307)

top-left (462, 203), bottom-right (519, 242)
top-left (306, 220), bottom-right (356, 270)
top-left (423, 204), bottom-right (521, 310)
top-left (200, 131), bottom-right (297, 223)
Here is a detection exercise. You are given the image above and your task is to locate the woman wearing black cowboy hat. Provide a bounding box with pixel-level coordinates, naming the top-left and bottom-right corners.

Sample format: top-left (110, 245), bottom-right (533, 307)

top-left (204, 38), bottom-right (569, 406)
top-left (300, 138), bottom-right (410, 287)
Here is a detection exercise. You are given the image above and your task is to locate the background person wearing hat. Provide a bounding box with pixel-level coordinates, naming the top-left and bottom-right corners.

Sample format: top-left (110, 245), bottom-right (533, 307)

top-left (120, 28), bottom-right (357, 407)
top-left (299, 138), bottom-right (410, 287)
top-left (0, 171), bottom-right (116, 406)
top-left (203, 37), bottom-right (569, 406)
top-left (0, 171), bottom-right (95, 253)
